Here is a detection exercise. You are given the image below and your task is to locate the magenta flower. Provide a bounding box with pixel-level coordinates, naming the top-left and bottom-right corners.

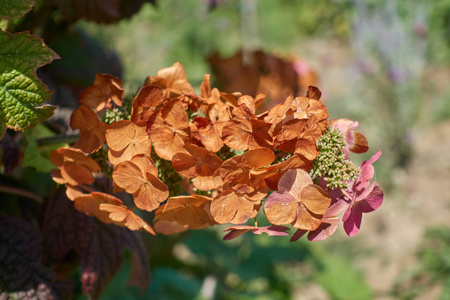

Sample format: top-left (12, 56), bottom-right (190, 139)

top-left (329, 118), bottom-right (369, 158)
top-left (342, 151), bottom-right (384, 236)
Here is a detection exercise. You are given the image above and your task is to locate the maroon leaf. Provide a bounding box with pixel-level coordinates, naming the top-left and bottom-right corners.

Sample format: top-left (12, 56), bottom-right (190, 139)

top-left (0, 215), bottom-right (72, 299)
top-left (41, 188), bottom-right (150, 299)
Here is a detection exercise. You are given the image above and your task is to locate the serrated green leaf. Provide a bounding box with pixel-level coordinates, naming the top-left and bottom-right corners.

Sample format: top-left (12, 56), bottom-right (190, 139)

top-left (0, 30), bottom-right (59, 139)
top-left (0, 0), bottom-right (35, 19)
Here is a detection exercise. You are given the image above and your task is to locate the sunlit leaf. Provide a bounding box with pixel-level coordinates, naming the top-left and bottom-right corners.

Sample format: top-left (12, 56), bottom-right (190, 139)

top-left (0, 30), bottom-right (59, 138)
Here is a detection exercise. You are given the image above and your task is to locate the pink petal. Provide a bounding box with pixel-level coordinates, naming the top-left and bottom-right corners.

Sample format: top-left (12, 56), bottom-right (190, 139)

top-left (324, 195), bottom-right (350, 217)
top-left (362, 150), bottom-right (382, 167)
top-left (290, 229), bottom-right (308, 242)
top-left (355, 151), bottom-right (382, 191)
top-left (223, 225), bottom-right (256, 241)
top-left (252, 226), bottom-right (290, 236)
top-left (329, 118), bottom-right (359, 159)
top-left (307, 217), bottom-right (340, 241)
top-left (358, 183), bottom-right (384, 213)
top-left (277, 169), bottom-right (312, 198)
top-left (343, 205), bottom-right (363, 237)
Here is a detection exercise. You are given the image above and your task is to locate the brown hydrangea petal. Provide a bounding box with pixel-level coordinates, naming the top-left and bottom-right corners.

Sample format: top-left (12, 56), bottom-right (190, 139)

top-left (65, 185), bottom-right (84, 201)
top-left (74, 192), bottom-right (123, 224)
top-left (263, 94), bottom-right (294, 128)
top-left (237, 94), bottom-right (265, 115)
top-left (155, 195), bottom-right (214, 229)
top-left (264, 154), bottom-right (313, 190)
top-left (144, 62), bottom-right (194, 97)
top-left (242, 147), bottom-right (275, 169)
top-left (50, 169), bottom-right (65, 185)
top-left (291, 202), bottom-right (322, 231)
top-left (220, 92), bottom-right (241, 107)
top-left (132, 173), bottom-right (169, 212)
top-left (106, 121), bottom-right (151, 165)
top-left (264, 191), bottom-right (299, 225)
top-left (154, 219), bottom-right (188, 235)
top-left (210, 190), bottom-right (260, 224)
top-left (274, 118), bottom-right (321, 158)
top-left (350, 131), bottom-right (369, 153)
top-left (301, 184), bottom-right (332, 215)
top-left (112, 160), bottom-right (168, 211)
top-left (129, 154), bottom-right (159, 178)
top-left (50, 148), bottom-right (100, 173)
top-left (305, 86), bottom-right (322, 100)
top-left (291, 96), bottom-right (328, 130)
top-left (60, 162), bottom-right (95, 186)
top-left (50, 148), bottom-right (100, 186)
top-left (192, 116), bottom-right (225, 153)
top-left (70, 105), bottom-right (107, 154)
top-left (112, 161), bottom-right (143, 194)
top-left (130, 85), bottom-right (166, 125)
top-left (79, 73), bottom-right (124, 111)
top-left (99, 203), bottom-right (156, 235)
top-left (172, 144), bottom-right (223, 191)
top-left (147, 99), bottom-right (191, 161)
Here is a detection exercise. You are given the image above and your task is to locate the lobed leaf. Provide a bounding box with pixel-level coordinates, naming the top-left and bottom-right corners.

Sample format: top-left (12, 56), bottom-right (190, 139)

top-left (41, 188), bottom-right (150, 299)
top-left (0, 215), bottom-right (71, 299)
top-left (0, 0), bottom-right (34, 19)
top-left (0, 30), bottom-right (59, 138)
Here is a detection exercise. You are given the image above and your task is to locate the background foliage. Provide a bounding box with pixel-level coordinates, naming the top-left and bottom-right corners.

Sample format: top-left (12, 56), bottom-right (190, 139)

top-left (1, 0), bottom-right (450, 299)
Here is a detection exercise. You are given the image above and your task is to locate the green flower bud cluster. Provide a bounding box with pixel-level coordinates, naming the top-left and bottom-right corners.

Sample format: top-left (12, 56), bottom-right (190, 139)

top-left (273, 148), bottom-right (293, 164)
top-left (91, 147), bottom-right (113, 177)
top-left (215, 146), bottom-right (244, 161)
top-left (193, 184), bottom-right (212, 196)
top-left (310, 128), bottom-right (359, 190)
top-left (152, 151), bottom-right (183, 197)
top-left (104, 108), bottom-right (128, 125)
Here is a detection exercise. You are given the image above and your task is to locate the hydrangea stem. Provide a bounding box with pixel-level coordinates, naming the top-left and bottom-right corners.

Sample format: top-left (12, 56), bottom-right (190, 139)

top-left (37, 134), bottom-right (79, 146)
top-left (0, 185), bottom-right (43, 203)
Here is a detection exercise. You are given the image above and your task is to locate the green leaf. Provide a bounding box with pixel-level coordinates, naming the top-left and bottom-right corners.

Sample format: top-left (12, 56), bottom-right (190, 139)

top-left (0, 30), bottom-right (59, 139)
top-left (0, 0), bottom-right (35, 19)
top-left (22, 127), bottom-right (56, 173)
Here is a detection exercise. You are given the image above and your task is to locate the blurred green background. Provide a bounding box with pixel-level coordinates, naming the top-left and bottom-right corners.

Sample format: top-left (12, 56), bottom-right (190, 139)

top-left (14, 0), bottom-right (450, 299)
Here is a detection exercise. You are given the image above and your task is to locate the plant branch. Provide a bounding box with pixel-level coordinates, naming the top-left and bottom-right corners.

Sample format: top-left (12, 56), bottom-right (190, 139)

top-left (0, 185), bottom-right (43, 203)
top-left (37, 134), bottom-right (79, 147)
